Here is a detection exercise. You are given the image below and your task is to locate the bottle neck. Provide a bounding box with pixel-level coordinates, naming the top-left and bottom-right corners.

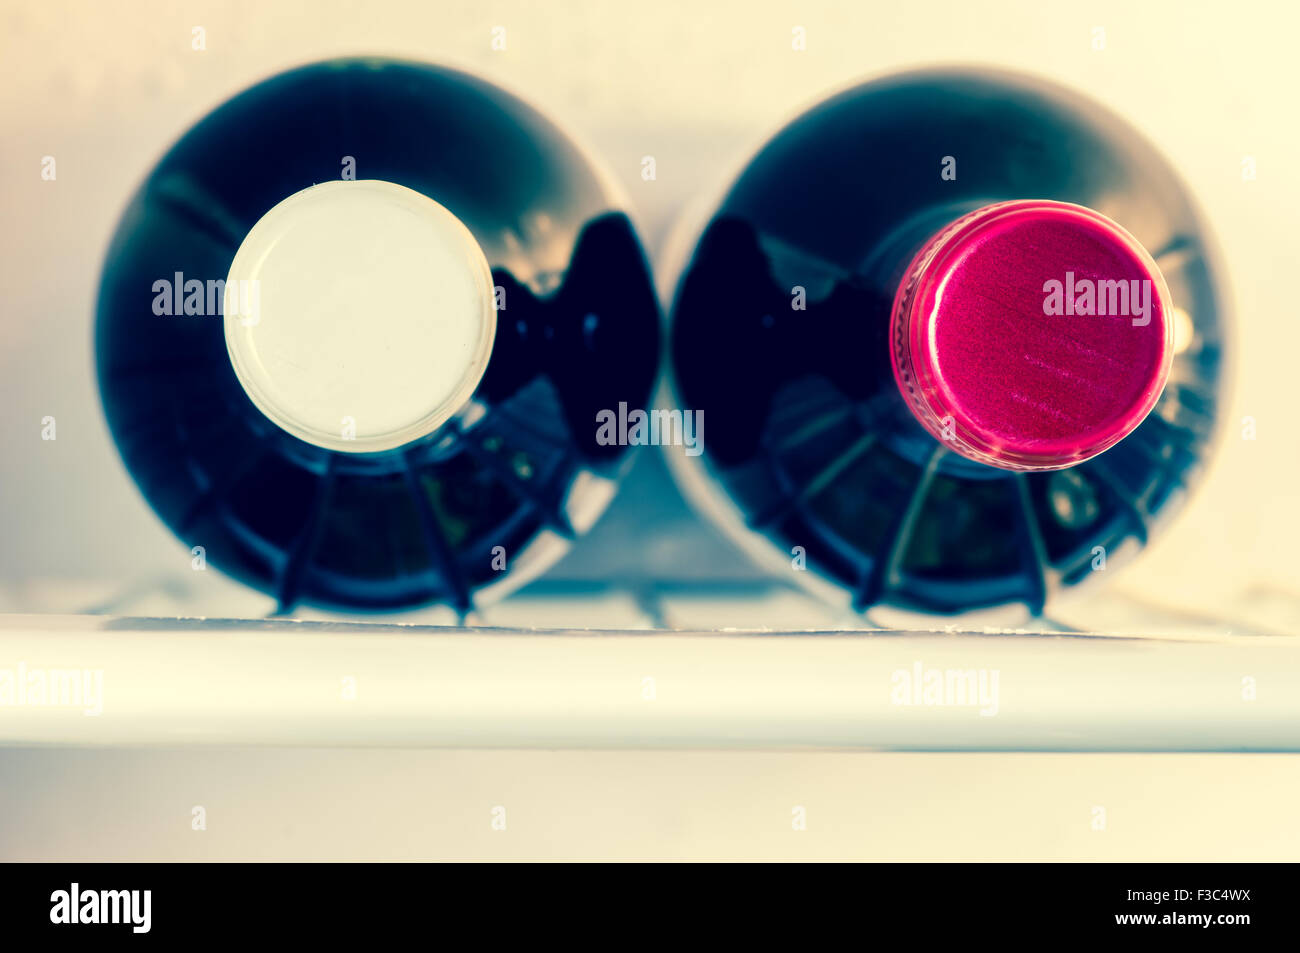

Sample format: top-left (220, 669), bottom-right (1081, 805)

top-left (889, 200), bottom-right (1174, 471)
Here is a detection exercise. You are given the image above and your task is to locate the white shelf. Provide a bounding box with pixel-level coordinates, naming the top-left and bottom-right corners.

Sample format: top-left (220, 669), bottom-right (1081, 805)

top-left (2, 615), bottom-right (1296, 750)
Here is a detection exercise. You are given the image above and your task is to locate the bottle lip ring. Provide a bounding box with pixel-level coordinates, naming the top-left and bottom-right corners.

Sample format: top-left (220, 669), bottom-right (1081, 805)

top-left (223, 179), bottom-right (497, 455)
top-left (890, 200), bottom-right (1175, 471)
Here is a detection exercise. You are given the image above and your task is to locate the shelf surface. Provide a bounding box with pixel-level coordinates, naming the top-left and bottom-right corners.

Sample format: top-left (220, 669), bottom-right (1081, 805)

top-left (2, 614), bottom-right (1295, 751)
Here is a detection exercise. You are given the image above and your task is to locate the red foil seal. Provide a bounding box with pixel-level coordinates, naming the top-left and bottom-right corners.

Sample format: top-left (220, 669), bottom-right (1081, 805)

top-left (890, 200), bottom-right (1174, 471)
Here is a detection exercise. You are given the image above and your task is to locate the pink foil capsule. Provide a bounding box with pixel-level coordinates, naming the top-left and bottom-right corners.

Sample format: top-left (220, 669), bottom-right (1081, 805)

top-left (891, 200), bottom-right (1174, 471)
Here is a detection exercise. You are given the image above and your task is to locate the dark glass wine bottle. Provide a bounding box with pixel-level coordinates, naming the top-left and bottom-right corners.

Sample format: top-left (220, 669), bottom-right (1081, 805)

top-left (96, 58), bottom-right (660, 613)
top-left (666, 68), bottom-right (1225, 617)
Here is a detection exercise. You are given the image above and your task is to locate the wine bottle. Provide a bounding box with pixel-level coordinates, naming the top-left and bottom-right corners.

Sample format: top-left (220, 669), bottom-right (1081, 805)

top-left (666, 68), bottom-right (1225, 617)
top-left (96, 58), bottom-right (660, 613)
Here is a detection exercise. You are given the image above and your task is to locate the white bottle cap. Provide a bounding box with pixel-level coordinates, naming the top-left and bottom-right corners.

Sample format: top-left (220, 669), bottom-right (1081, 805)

top-left (223, 179), bottom-right (497, 453)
